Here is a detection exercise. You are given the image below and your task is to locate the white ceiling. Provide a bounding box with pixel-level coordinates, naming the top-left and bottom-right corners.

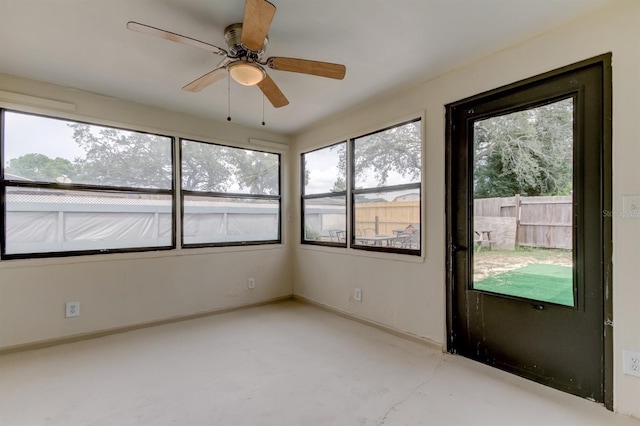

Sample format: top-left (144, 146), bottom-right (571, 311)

top-left (0, 0), bottom-right (611, 135)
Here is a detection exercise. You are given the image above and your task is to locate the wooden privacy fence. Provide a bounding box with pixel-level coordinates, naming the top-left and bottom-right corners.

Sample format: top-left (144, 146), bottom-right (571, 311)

top-left (355, 200), bottom-right (419, 236)
top-left (474, 195), bottom-right (572, 249)
top-left (314, 195), bottom-right (570, 249)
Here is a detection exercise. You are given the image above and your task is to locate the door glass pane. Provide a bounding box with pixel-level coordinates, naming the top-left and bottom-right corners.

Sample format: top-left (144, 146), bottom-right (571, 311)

top-left (472, 98), bottom-right (574, 306)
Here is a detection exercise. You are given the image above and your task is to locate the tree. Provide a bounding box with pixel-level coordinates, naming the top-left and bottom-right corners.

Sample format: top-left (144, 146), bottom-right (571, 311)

top-left (332, 121), bottom-right (422, 189)
top-left (473, 98), bottom-right (573, 198)
top-left (71, 123), bottom-right (282, 194)
top-left (6, 123), bottom-right (280, 194)
top-left (231, 150), bottom-right (279, 195)
top-left (70, 123), bottom-right (172, 189)
top-left (5, 153), bottom-right (76, 182)
top-left (330, 143), bottom-right (346, 192)
top-left (181, 143), bottom-right (279, 195)
top-left (181, 141), bottom-right (235, 192)
top-left (302, 158), bottom-right (311, 189)
top-left (354, 121), bottom-right (421, 187)
top-left (330, 176), bottom-right (346, 193)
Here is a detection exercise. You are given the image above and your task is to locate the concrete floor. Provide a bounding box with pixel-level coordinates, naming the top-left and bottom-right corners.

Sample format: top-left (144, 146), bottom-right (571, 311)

top-left (0, 301), bottom-right (638, 426)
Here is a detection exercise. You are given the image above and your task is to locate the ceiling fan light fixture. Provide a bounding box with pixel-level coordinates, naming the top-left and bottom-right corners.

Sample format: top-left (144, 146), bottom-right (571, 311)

top-left (228, 62), bottom-right (266, 86)
top-left (128, 0), bottom-right (345, 108)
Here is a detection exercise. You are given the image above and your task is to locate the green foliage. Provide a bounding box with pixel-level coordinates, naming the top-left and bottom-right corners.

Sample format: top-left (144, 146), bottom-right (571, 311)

top-left (329, 143), bottom-right (346, 192)
top-left (330, 176), bottom-right (346, 192)
top-left (231, 150), bottom-right (279, 195)
top-left (182, 142), bottom-right (279, 195)
top-left (474, 98), bottom-right (573, 198)
top-left (353, 121), bottom-right (421, 187)
top-left (333, 121), bottom-right (421, 189)
top-left (70, 123), bottom-right (172, 189)
top-left (5, 153), bottom-right (76, 182)
top-left (181, 141), bottom-right (235, 192)
top-left (304, 225), bottom-right (320, 240)
top-left (302, 158), bottom-right (311, 188)
top-left (6, 124), bottom-right (280, 194)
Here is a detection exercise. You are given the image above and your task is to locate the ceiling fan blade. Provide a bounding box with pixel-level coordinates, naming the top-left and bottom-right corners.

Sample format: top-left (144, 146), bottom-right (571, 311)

top-left (241, 0), bottom-right (276, 51)
top-left (127, 21), bottom-right (227, 56)
top-left (182, 61), bottom-right (230, 92)
top-left (257, 74), bottom-right (289, 108)
top-left (267, 57), bottom-right (346, 80)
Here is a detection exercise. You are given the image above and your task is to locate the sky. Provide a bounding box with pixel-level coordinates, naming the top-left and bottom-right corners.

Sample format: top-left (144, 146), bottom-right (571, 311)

top-left (304, 143), bottom-right (420, 197)
top-left (304, 145), bottom-right (342, 195)
top-left (3, 111), bottom-right (85, 163)
top-left (4, 111), bottom-right (419, 199)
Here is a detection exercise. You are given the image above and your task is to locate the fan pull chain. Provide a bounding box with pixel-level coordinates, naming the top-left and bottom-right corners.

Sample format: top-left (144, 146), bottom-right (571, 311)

top-left (226, 72), bottom-right (231, 122)
top-left (262, 93), bottom-right (266, 126)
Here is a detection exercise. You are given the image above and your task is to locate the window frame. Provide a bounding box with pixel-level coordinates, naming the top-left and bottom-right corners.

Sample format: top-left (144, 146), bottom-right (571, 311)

top-left (350, 118), bottom-right (422, 256)
top-left (300, 141), bottom-right (348, 248)
top-left (300, 117), bottom-right (423, 256)
top-left (0, 109), bottom-right (176, 260)
top-left (180, 138), bottom-right (282, 248)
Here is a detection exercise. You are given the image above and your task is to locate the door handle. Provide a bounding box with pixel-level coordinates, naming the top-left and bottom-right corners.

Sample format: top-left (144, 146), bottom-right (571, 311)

top-left (451, 244), bottom-right (468, 252)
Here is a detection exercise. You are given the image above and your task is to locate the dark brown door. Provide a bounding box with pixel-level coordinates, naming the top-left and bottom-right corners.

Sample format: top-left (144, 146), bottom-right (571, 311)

top-left (446, 56), bottom-right (611, 404)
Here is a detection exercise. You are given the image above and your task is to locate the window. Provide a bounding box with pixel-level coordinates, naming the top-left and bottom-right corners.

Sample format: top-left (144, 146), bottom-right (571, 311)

top-left (181, 139), bottom-right (281, 247)
top-left (352, 119), bottom-right (422, 254)
top-left (300, 118), bottom-right (422, 255)
top-left (301, 142), bottom-right (347, 246)
top-left (1, 110), bottom-right (174, 258)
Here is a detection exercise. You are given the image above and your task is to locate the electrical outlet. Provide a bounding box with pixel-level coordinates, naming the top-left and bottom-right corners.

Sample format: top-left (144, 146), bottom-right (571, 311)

top-left (65, 301), bottom-right (80, 318)
top-left (623, 350), bottom-right (640, 377)
top-left (248, 278), bottom-right (255, 289)
top-left (354, 288), bottom-right (362, 303)
top-left (622, 195), bottom-right (640, 219)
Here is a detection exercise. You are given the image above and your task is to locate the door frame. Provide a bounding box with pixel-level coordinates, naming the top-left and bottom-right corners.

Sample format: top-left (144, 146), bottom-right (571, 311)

top-left (445, 54), bottom-right (613, 409)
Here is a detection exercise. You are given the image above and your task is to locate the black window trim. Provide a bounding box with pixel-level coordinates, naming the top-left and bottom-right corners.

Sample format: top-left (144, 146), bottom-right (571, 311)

top-left (350, 117), bottom-right (422, 256)
top-left (179, 138), bottom-right (282, 249)
top-left (0, 109), bottom-right (176, 260)
top-left (300, 141), bottom-right (348, 248)
top-left (300, 117), bottom-right (423, 256)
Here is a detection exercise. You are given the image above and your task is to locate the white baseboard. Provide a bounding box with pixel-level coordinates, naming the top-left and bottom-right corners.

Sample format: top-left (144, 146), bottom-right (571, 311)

top-left (293, 295), bottom-right (443, 351)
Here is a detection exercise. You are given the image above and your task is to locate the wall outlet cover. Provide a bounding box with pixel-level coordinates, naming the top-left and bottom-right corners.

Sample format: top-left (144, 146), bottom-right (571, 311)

top-left (354, 288), bottom-right (362, 302)
top-left (622, 195), bottom-right (640, 219)
top-left (65, 301), bottom-right (80, 318)
top-left (623, 349), bottom-right (640, 377)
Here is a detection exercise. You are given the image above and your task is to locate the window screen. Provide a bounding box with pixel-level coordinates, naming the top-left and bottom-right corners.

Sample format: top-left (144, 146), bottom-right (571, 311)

top-left (1, 110), bottom-right (174, 258)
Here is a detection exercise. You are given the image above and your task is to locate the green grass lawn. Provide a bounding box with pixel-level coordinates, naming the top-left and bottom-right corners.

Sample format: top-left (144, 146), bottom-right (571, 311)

top-left (474, 263), bottom-right (574, 306)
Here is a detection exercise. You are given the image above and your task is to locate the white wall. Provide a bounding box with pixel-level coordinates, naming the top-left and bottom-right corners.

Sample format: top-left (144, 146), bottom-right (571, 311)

top-left (0, 72), bottom-right (293, 350)
top-left (292, 0), bottom-right (640, 418)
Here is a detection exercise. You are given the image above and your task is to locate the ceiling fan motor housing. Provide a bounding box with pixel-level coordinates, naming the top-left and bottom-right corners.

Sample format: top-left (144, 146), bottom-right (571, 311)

top-left (224, 23), bottom-right (267, 60)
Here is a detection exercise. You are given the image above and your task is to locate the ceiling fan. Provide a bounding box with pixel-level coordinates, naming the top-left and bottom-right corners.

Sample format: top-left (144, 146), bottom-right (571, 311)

top-left (127, 0), bottom-right (346, 109)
